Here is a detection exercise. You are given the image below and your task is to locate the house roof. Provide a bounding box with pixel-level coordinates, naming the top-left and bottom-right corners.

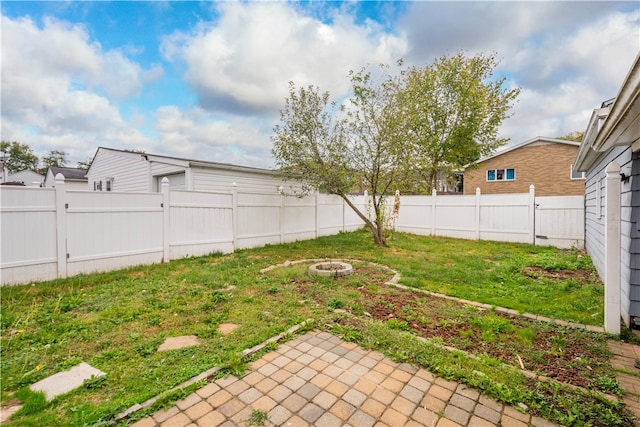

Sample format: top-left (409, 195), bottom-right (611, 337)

top-left (92, 147), bottom-right (276, 176)
top-left (464, 136), bottom-right (580, 169)
top-left (48, 167), bottom-right (88, 181)
top-left (574, 53), bottom-right (640, 172)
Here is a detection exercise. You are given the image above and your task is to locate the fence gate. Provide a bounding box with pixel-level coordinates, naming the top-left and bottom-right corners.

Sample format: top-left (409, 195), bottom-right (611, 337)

top-left (534, 196), bottom-right (584, 249)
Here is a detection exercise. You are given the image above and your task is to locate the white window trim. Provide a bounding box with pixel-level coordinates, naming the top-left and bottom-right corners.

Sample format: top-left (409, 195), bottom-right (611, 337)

top-left (486, 168), bottom-right (516, 182)
top-left (570, 164), bottom-right (586, 180)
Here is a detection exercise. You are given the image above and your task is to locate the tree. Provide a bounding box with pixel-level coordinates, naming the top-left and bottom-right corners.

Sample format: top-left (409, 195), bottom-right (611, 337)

top-left (272, 68), bottom-right (408, 247)
top-left (77, 159), bottom-right (93, 169)
top-left (556, 131), bottom-right (584, 142)
top-left (41, 150), bottom-right (68, 170)
top-left (0, 141), bottom-right (39, 173)
top-left (397, 52), bottom-right (520, 193)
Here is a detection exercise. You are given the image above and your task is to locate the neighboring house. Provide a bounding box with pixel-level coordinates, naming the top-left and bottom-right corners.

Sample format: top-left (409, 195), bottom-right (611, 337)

top-left (87, 147), bottom-right (288, 194)
top-left (44, 167), bottom-right (88, 190)
top-left (574, 53), bottom-right (639, 333)
top-left (462, 137), bottom-right (584, 196)
top-left (3, 170), bottom-right (44, 186)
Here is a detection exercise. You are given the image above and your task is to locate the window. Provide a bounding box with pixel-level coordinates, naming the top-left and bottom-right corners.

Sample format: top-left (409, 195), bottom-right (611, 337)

top-left (105, 177), bottom-right (114, 192)
top-left (94, 181), bottom-right (102, 191)
top-left (487, 168), bottom-right (515, 181)
top-left (570, 164), bottom-right (585, 180)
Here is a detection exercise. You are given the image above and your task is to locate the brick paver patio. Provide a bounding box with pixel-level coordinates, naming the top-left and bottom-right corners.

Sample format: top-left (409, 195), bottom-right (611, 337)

top-left (131, 330), bottom-right (562, 427)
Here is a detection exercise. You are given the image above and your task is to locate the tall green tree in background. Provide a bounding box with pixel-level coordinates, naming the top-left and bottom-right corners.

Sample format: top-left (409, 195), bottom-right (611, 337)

top-left (0, 141), bottom-right (39, 173)
top-left (41, 150), bottom-right (68, 170)
top-left (397, 52), bottom-right (520, 193)
top-left (272, 52), bottom-right (519, 246)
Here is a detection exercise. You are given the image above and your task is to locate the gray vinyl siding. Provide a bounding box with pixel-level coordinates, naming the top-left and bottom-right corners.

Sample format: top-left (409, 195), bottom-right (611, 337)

top-left (583, 146), bottom-right (636, 322)
top-left (630, 151), bottom-right (640, 321)
top-left (87, 149), bottom-right (149, 192)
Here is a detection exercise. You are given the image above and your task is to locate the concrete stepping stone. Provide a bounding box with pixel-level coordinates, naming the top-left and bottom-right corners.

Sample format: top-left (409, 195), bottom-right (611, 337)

top-left (158, 335), bottom-right (201, 352)
top-left (30, 362), bottom-right (105, 401)
top-left (217, 323), bottom-right (239, 335)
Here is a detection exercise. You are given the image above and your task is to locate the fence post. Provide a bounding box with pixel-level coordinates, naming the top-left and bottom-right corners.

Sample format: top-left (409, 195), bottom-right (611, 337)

top-left (161, 178), bottom-right (170, 263)
top-left (475, 188), bottom-right (481, 240)
top-left (604, 162), bottom-right (621, 334)
top-left (279, 186), bottom-right (284, 244)
top-left (55, 174), bottom-right (68, 279)
top-left (529, 185), bottom-right (536, 245)
top-left (431, 189), bottom-right (437, 236)
top-left (315, 192), bottom-right (319, 238)
top-left (231, 182), bottom-right (238, 251)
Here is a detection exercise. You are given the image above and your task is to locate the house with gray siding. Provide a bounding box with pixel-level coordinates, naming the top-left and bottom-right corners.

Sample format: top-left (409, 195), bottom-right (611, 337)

top-left (574, 53), bottom-right (639, 333)
top-left (87, 147), bottom-right (289, 195)
top-left (44, 167), bottom-right (88, 190)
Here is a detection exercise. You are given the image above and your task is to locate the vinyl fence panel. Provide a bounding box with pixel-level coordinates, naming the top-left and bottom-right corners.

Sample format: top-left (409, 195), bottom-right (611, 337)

top-left (535, 195), bottom-right (585, 249)
top-left (0, 187), bottom-right (58, 284)
top-left (64, 190), bottom-right (164, 276)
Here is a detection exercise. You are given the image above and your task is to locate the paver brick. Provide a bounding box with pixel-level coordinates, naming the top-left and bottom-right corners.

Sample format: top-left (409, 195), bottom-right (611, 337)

top-left (435, 419), bottom-right (463, 427)
top-left (299, 403), bottom-right (324, 423)
top-left (238, 387), bottom-right (263, 404)
top-left (361, 398), bottom-right (386, 418)
top-left (195, 382), bottom-right (221, 398)
top-left (359, 356), bottom-right (378, 368)
top-left (435, 377), bottom-right (458, 391)
top-left (335, 358), bottom-right (355, 370)
top-left (267, 384), bottom-right (292, 403)
top-left (207, 389), bottom-right (232, 408)
top-left (297, 383), bottom-right (321, 400)
top-left (371, 386), bottom-right (396, 405)
top-left (373, 362), bottom-right (394, 375)
top-left (468, 415), bottom-right (496, 427)
top-left (282, 375), bottom-right (305, 391)
top-left (343, 389), bottom-right (367, 406)
top-left (456, 384), bottom-right (480, 401)
top-left (309, 359), bottom-right (329, 372)
top-left (184, 401), bottom-right (213, 421)
top-left (281, 393), bottom-right (307, 412)
top-left (364, 370), bottom-right (386, 384)
top-left (390, 368), bottom-right (412, 383)
top-left (252, 395), bottom-right (277, 412)
top-left (154, 407), bottom-right (179, 423)
top-left (195, 411), bottom-right (225, 427)
top-left (254, 377), bottom-right (278, 393)
top-left (215, 375), bottom-right (239, 388)
top-left (315, 412), bottom-right (343, 427)
top-left (313, 390), bottom-right (339, 409)
top-left (428, 384), bottom-right (454, 401)
top-left (478, 395), bottom-right (503, 412)
top-left (217, 397), bottom-right (245, 417)
top-left (381, 377), bottom-right (404, 392)
top-left (501, 415), bottom-right (529, 427)
top-left (400, 384), bottom-right (424, 403)
top-left (323, 365), bottom-right (343, 378)
top-left (310, 373), bottom-right (332, 388)
top-left (350, 363), bottom-right (370, 376)
top-left (225, 379), bottom-right (249, 395)
top-left (161, 412), bottom-right (191, 427)
top-left (325, 379), bottom-right (349, 398)
top-left (348, 410), bottom-right (376, 427)
top-left (474, 404), bottom-right (500, 423)
top-left (503, 405), bottom-right (530, 422)
top-left (283, 415), bottom-right (310, 427)
top-left (392, 395), bottom-right (417, 416)
top-left (338, 371), bottom-right (359, 386)
top-left (330, 400), bottom-right (357, 421)
top-left (380, 407), bottom-right (408, 426)
top-left (297, 353), bottom-right (315, 365)
top-left (444, 404), bottom-right (471, 425)
top-left (450, 393), bottom-right (476, 412)
top-left (421, 394), bottom-right (447, 413)
top-left (268, 406), bottom-right (293, 426)
top-left (415, 369), bottom-right (436, 382)
top-left (257, 363), bottom-right (279, 376)
top-left (283, 360), bottom-right (304, 374)
top-left (411, 406), bottom-right (438, 427)
top-left (241, 371), bottom-right (264, 386)
top-left (320, 351), bottom-right (340, 363)
top-left (272, 355), bottom-right (292, 368)
top-left (176, 394), bottom-right (202, 411)
top-left (353, 378), bottom-right (377, 395)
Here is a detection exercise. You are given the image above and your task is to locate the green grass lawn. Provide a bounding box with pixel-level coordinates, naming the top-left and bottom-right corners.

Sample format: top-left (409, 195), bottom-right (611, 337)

top-left (1, 230), bottom-right (627, 426)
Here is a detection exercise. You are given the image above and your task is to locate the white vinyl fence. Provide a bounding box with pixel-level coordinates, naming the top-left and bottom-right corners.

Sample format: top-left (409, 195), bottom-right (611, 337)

top-left (1, 177), bottom-right (583, 286)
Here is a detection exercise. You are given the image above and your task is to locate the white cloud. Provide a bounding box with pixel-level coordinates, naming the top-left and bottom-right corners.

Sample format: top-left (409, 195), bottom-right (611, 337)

top-left (1, 14), bottom-right (157, 163)
top-left (154, 106), bottom-right (274, 167)
top-left (161, 2), bottom-right (407, 115)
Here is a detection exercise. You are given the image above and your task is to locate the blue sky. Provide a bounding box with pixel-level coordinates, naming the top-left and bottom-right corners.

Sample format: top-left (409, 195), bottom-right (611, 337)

top-left (1, 1), bottom-right (638, 169)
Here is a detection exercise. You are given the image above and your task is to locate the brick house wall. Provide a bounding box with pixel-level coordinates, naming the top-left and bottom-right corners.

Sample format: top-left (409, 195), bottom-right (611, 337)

top-left (463, 140), bottom-right (585, 196)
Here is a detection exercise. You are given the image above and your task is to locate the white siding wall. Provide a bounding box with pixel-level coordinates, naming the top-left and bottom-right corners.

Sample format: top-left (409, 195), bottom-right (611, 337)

top-left (87, 150), bottom-right (149, 192)
top-left (584, 146), bottom-right (634, 320)
top-left (191, 167), bottom-right (284, 194)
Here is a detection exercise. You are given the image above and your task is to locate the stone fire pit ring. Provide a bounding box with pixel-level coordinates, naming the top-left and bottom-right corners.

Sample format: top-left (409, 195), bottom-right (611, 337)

top-left (308, 261), bottom-right (354, 278)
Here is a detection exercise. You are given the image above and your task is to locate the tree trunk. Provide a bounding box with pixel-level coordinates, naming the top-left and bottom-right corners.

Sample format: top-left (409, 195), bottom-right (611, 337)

top-left (339, 193), bottom-right (387, 247)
